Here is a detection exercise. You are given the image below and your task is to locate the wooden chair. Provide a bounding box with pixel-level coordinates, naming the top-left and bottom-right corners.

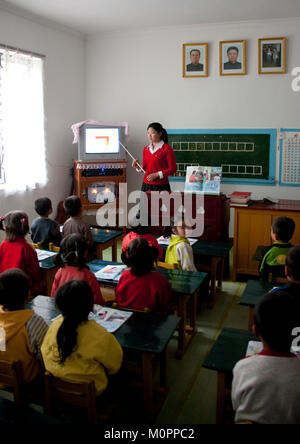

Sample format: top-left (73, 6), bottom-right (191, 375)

top-left (156, 261), bottom-right (178, 270)
top-left (48, 242), bottom-right (60, 253)
top-left (0, 360), bottom-right (23, 405)
top-left (31, 242), bottom-right (42, 249)
top-left (44, 372), bottom-right (98, 423)
top-left (111, 302), bottom-right (150, 313)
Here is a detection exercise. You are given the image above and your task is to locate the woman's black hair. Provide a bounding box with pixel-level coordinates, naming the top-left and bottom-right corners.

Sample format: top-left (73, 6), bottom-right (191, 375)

top-left (0, 211), bottom-right (29, 241)
top-left (55, 279), bottom-right (94, 364)
top-left (0, 268), bottom-right (29, 311)
top-left (147, 122), bottom-right (168, 144)
top-left (54, 234), bottom-right (88, 270)
top-left (126, 237), bottom-right (158, 277)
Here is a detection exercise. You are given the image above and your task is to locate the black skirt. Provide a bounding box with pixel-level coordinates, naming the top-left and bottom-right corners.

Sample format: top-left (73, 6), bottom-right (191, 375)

top-left (141, 182), bottom-right (171, 192)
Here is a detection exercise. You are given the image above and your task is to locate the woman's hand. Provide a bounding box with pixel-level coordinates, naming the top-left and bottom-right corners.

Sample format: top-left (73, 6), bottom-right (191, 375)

top-left (132, 159), bottom-right (141, 169)
top-left (147, 172), bottom-right (160, 182)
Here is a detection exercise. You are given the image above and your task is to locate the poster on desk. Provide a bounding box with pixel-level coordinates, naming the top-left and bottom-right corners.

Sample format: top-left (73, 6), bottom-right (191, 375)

top-left (185, 166), bottom-right (222, 194)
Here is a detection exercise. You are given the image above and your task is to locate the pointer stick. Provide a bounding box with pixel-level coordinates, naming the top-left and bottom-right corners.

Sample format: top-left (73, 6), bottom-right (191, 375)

top-left (119, 141), bottom-right (145, 174)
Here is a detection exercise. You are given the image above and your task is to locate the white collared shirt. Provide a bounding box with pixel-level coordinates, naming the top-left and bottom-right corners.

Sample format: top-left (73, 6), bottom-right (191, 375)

top-left (136, 141), bottom-right (164, 178)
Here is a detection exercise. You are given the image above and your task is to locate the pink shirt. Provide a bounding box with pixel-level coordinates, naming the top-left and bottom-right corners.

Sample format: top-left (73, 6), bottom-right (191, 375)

top-left (51, 266), bottom-right (104, 305)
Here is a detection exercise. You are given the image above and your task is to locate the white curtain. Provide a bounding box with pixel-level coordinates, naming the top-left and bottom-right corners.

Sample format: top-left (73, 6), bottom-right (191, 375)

top-left (0, 49), bottom-right (46, 194)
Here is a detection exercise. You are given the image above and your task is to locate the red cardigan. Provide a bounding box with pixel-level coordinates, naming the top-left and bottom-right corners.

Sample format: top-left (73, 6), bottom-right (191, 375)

top-left (51, 266), bottom-right (104, 305)
top-left (115, 269), bottom-right (172, 313)
top-left (0, 237), bottom-right (42, 296)
top-left (142, 143), bottom-right (176, 185)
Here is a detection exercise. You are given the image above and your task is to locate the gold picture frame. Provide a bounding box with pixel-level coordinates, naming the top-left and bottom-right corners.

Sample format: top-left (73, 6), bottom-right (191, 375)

top-left (258, 37), bottom-right (286, 74)
top-left (219, 40), bottom-right (246, 76)
top-left (182, 43), bottom-right (208, 78)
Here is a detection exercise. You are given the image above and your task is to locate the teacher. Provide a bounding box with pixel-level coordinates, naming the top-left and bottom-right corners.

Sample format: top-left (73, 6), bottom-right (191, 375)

top-left (132, 122), bottom-right (177, 192)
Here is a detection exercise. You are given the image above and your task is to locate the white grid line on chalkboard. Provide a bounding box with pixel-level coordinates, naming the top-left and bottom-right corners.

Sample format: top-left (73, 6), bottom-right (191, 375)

top-left (172, 141), bottom-right (255, 152)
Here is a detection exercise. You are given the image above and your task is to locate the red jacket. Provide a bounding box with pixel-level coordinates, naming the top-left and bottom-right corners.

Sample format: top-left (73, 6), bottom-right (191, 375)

top-left (0, 238), bottom-right (42, 296)
top-left (115, 269), bottom-right (172, 313)
top-left (51, 265), bottom-right (104, 305)
top-left (121, 232), bottom-right (163, 260)
top-left (142, 143), bottom-right (176, 185)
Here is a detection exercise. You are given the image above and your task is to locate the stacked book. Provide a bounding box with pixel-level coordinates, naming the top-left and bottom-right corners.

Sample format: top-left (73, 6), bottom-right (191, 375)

top-left (229, 191), bottom-right (252, 207)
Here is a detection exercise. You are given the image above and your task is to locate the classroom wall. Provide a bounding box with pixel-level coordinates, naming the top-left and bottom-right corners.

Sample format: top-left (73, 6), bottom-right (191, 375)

top-left (0, 8), bottom-right (85, 236)
top-left (85, 18), bottom-right (300, 234)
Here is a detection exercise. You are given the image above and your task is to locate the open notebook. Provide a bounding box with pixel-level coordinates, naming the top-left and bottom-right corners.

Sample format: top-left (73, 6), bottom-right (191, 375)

top-left (89, 305), bottom-right (132, 333)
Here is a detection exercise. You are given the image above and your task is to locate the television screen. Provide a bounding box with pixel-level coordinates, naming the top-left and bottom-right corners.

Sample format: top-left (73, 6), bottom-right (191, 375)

top-left (85, 128), bottom-right (120, 155)
top-left (78, 124), bottom-right (126, 161)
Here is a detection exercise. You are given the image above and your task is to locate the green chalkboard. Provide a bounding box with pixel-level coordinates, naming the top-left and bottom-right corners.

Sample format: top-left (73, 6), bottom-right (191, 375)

top-left (167, 129), bottom-right (276, 185)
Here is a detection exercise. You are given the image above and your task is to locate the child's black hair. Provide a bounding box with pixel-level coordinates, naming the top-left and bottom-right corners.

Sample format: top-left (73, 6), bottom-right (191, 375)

top-left (147, 122), bottom-right (168, 144)
top-left (55, 280), bottom-right (94, 364)
top-left (63, 195), bottom-right (82, 217)
top-left (0, 268), bottom-right (29, 311)
top-left (131, 222), bottom-right (151, 236)
top-left (163, 216), bottom-right (185, 238)
top-left (126, 237), bottom-right (158, 277)
top-left (53, 234), bottom-right (88, 270)
top-left (34, 197), bottom-right (52, 217)
top-left (0, 211), bottom-right (29, 241)
top-left (286, 245), bottom-right (300, 281)
top-left (272, 217), bottom-right (295, 243)
top-left (254, 290), bottom-right (300, 353)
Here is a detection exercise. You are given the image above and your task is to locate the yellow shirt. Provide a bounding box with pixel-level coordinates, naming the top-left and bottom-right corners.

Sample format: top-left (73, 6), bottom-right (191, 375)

top-left (41, 317), bottom-right (123, 395)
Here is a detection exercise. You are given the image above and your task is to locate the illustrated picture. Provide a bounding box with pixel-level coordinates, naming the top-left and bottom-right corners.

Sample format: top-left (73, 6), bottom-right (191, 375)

top-left (185, 166), bottom-right (222, 194)
top-left (219, 40), bottom-right (246, 76)
top-left (182, 43), bottom-right (208, 78)
top-left (258, 37), bottom-right (286, 74)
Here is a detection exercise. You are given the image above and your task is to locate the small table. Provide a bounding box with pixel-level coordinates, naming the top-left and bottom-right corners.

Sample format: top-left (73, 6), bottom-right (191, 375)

top-left (192, 241), bottom-right (233, 306)
top-left (89, 260), bottom-right (208, 358)
top-left (91, 227), bottom-right (123, 261)
top-left (240, 279), bottom-right (275, 330)
top-left (39, 255), bottom-right (58, 297)
top-left (26, 296), bottom-right (180, 420)
top-left (203, 327), bottom-right (257, 424)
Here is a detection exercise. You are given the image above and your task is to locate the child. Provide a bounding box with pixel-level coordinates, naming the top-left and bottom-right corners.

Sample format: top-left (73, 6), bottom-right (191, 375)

top-left (31, 197), bottom-right (62, 250)
top-left (0, 268), bottom-right (48, 384)
top-left (232, 290), bottom-right (300, 424)
top-left (51, 233), bottom-right (104, 305)
top-left (41, 279), bottom-right (123, 396)
top-left (269, 245), bottom-right (300, 296)
top-left (116, 237), bottom-right (172, 313)
top-left (164, 217), bottom-right (197, 271)
top-left (62, 195), bottom-right (94, 251)
top-left (259, 216), bottom-right (295, 280)
top-left (121, 222), bottom-right (163, 262)
top-left (0, 211), bottom-right (44, 296)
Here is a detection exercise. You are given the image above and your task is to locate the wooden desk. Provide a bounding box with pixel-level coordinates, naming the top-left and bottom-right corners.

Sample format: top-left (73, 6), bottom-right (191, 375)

top-left (26, 296), bottom-right (180, 420)
top-left (159, 240), bottom-right (233, 307)
top-left (39, 256), bottom-right (58, 297)
top-left (240, 279), bottom-right (276, 330)
top-left (233, 199), bottom-right (300, 280)
top-left (193, 241), bottom-right (233, 307)
top-left (88, 260), bottom-right (207, 358)
top-left (91, 227), bottom-right (123, 261)
top-left (203, 327), bottom-right (256, 424)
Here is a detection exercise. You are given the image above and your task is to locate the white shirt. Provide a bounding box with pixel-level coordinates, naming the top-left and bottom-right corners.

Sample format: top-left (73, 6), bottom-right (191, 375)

top-left (232, 353), bottom-right (300, 424)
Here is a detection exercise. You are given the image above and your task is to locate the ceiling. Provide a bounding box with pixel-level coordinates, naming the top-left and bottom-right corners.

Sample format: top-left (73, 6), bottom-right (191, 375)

top-left (2, 0), bottom-right (300, 35)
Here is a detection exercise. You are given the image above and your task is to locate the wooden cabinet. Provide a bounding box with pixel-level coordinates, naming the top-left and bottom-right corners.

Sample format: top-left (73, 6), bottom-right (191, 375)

top-left (233, 200), bottom-right (300, 279)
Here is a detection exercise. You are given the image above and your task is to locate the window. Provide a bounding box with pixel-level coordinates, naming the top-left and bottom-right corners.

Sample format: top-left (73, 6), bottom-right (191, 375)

top-left (0, 47), bottom-right (46, 193)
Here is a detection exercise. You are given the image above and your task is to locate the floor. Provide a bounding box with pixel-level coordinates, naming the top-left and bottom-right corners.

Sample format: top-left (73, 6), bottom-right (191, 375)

top-left (0, 240), bottom-right (250, 424)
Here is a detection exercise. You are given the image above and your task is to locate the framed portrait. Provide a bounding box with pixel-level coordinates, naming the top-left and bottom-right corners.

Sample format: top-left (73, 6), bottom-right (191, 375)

top-left (219, 40), bottom-right (246, 76)
top-left (182, 43), bottom-right (208, 78)
top-left (258, 37), bottom-right (286, 74)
